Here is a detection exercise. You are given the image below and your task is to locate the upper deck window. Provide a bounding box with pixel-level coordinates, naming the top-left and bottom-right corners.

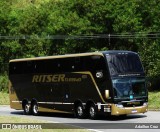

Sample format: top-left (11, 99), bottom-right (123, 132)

top-left (106, 53), bottom-right (144, 76)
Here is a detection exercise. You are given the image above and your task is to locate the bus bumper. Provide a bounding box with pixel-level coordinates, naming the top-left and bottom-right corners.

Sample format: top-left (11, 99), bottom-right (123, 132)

top-left (111, 104), bottom-right (148, 115)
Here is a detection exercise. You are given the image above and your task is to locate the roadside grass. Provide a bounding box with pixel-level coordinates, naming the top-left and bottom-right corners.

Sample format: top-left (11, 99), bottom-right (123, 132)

top-left (0, 116), bottom-right (87, 132)
top-left (0, 92), bottom-right (9, 105)
top-left (0, 91), bottom-right (160, 109)
top-left (148, 91), bottom-right (160, 110)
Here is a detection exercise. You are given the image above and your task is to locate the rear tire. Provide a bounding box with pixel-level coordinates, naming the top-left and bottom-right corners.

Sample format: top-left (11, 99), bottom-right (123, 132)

top-left (23, 103), bottom-right (31, 115)
top-left (32, 102), bottom-right (39, 116)
top-left (88, 104), bottom-right (97, 119)
top-left (75, 103), bottom-right (85, 119)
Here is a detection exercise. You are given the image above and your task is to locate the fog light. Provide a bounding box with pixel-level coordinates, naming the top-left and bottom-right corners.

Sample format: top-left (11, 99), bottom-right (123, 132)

top-left (104, 105), bottom-right (111, 112)
top-left (143, 102), bottom-right (148, 106)
top-left (115, 104), bottom-right (123, 108)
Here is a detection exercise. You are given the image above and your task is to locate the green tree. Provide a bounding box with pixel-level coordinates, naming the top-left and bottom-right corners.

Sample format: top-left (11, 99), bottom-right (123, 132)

top-left (0, 0), bottom-right (160, 90)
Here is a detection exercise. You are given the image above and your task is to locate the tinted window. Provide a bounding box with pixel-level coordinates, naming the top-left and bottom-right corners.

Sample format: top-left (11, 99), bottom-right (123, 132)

top-left (106, 53), bottom-right (143, 75)
top-left (9, 62), bottom-right (25, 74)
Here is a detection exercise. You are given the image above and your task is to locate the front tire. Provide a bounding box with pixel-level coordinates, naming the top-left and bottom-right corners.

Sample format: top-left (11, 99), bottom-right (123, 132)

top-left (88, 104), bottom-right (97, 119)
top-left (75, 103), bottom-right (85, 119)
top-left (32, 102), bottom-right (39, 116)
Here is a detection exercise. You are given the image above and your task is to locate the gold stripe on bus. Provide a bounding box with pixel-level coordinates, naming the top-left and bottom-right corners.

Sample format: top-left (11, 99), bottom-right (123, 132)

top-left (74, 71), bottom-right (106, 103)
top-left (38, 107), bottom-right (72, 114)
top-left (38, 102), bottom-right (74, 105)
top-left (10, 52), bottom-right (104, 62)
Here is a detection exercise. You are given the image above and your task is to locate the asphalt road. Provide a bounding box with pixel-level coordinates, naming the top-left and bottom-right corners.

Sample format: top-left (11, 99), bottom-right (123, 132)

top-left (0, 105), bottom-right (160, 132)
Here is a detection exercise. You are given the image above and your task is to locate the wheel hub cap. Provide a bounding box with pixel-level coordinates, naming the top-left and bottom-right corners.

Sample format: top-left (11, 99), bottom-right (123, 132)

top-left (77, 106), bottom-right (83, 116)
top-left (33, 105), bottom-right (38, 113)
top-left (90, 107), bottom-right (95, 117)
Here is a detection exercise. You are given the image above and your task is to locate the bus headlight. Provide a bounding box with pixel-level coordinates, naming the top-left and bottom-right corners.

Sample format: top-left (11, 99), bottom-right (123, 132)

top-left (115, 104), bottom-right (123, 108)
top-left (143, 102), bottom-right (148, 106)
top-left (105, 90), bottom-right (109, 99)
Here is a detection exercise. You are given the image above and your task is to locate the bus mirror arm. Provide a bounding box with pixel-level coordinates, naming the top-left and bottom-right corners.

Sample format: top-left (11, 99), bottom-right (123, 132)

top-left (105, 90), bottom-right (109, 99)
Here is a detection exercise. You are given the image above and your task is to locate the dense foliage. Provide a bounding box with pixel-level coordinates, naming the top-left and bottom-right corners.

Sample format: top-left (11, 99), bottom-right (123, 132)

top-left (0, 0), bottom-right (160, 91)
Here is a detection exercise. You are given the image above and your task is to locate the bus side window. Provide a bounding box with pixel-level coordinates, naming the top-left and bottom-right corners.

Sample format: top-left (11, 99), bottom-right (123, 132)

top-left (94, 56), bottom-right (106, 71)
top-left (24, 61), bottom-right (35, 74)
top-left (58, 58), bottom-right (75, 73)
top-left (9, 63), bottom-right (15, 75)
top-left (10, 62), bottom-right (24, 74)
top-left (84, 55), bottom-right (105, 71)
top-left (74, 57), bottom-right (81, 71)
top-left (75, 57), bottom-right (80, 64)
top-left (35, 60), bottom-right (46, 73)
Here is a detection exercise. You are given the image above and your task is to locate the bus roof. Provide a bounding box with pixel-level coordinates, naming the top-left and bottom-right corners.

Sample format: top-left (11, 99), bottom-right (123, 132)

top-left (9, 52), bottom-right (103, 62)
top-left (9, 50), bottom-right (137, 63)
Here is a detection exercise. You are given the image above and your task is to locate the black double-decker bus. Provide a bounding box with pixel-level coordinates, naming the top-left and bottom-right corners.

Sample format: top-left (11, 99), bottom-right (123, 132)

top-left (9, 51), bottom-right (148, 119)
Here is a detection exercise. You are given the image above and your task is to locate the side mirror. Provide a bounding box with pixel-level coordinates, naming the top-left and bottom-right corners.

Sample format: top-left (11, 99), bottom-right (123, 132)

top-left (147, 81), bottom-right (151, 88)
top-left (105, 90), bottom-right (109, 99)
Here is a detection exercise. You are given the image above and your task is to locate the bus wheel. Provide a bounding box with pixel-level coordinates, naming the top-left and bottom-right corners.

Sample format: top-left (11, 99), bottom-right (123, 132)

top-left (23, 103), bottom-right (31, 115)
top-left (75, 103), bottom-right (85, 119)
top-left (89, 104), bottom-right (97, 119)
top-left (32, 102), bottom-right (39, 116)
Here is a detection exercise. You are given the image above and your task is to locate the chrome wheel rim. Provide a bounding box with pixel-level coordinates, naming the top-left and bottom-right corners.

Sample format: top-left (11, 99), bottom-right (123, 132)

top-left (77, 106), bottom-right (83, 116)
top-left (33, 104), bottom-right (38, 114)
top-left (25, 104), bottom-right (30, 113)
top-left (89, 107), bottom-right (95, 117)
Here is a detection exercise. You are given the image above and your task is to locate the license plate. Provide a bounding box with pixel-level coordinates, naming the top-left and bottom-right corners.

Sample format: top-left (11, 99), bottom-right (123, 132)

top-left (132, 110), bottom-right (137, 113)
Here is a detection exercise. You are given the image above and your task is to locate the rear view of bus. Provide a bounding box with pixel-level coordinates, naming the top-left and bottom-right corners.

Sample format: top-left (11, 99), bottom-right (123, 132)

top-left (105, 51), bottom-right (148, 115)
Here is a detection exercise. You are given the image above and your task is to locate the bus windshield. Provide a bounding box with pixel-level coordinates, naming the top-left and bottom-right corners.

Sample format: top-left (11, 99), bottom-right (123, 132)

top-left (112, 78), bottom-right (147, 99)
top-left (106, 53), bottom-right (143, 76)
